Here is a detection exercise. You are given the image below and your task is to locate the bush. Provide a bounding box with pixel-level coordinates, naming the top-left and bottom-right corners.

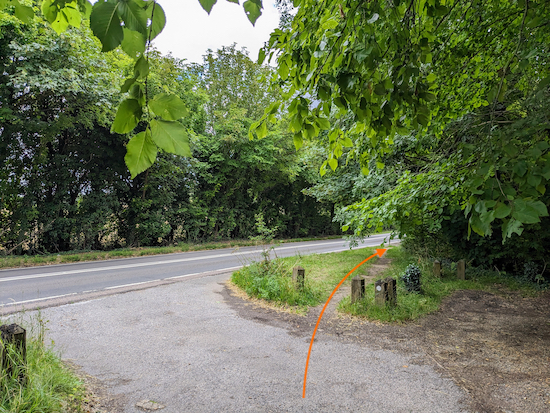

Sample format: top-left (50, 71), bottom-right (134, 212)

top-left (401, 264), bottom-right (422, 293)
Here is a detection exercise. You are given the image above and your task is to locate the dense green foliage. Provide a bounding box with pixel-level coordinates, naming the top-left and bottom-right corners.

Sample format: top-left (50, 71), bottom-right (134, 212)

top-left (1, 0), bottom-right (549, 280)
top-left (0, 0), bottom-right (267, 178)
top-left (0, 13), bottom-right (338, 254)
top-left (254, 0), bottom-right (550, 276)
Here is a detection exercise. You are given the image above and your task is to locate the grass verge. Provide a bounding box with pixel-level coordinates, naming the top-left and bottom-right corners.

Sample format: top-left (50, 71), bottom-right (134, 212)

top-left (1, 314), bottom-right (85, 412)
top-left (231, 246), bottom-right (385, 311)
top-left (231, 245), bottom-right (545, 322)
top-left (338, 246), bottom-right (544, 322)
top-left (0, 235), bottom-right (343, 270)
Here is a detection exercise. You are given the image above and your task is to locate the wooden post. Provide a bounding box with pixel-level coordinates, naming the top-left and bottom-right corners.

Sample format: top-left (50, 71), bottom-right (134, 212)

top-left (374, 279), bottom-right (387, 307)
top-left (433, 260), bottom-right (441, 277)
top-left (385, 277), bottom-right (397, 307)
top-left (1, 324), bottom-right (27, 384)
top-left (457, 259), bottom-right (465, 280)
top-left (351, 276), bottom-right (365, 304)
top-left (292, 266), bottom-right (305, 290)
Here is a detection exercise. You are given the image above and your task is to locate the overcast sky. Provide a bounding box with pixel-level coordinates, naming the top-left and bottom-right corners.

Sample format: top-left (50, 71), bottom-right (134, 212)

top-left (151, 0), bottom-right (281, 64)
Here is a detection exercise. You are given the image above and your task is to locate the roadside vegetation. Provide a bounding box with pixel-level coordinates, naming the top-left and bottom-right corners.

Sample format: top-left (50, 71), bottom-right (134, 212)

top-left (231, 246), bottom-right (390, 311)
top-left (0, 236), bottom-right (340, 270)
top-left (0, 315), bottom-right (85, 413)
top-left (338, 247), bottom-right (545, 323)
top-left (232, 245), bottom-right (547, 321)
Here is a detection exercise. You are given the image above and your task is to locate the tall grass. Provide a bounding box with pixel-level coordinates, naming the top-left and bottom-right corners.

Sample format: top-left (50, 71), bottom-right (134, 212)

top-left (1, 315), bottom-right (85, 413)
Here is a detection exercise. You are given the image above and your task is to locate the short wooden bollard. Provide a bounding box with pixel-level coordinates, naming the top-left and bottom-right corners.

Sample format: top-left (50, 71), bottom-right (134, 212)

top-left (385, 277), bottom-right (397, 307)
top-left (433, 260), bottom-right (441, 277)
top-left (374, 279), bottom-right (387, 307)
top-left (1, 323), bottom-right (27, 384)
top-left (457, 259), bottom-right (465, 280)
top-left (292, 266), bottom-right (305, 290)
top-left (351, 276), bottom-right (365, 303)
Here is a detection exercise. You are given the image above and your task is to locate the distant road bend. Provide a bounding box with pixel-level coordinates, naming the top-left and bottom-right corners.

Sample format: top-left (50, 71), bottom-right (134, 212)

top-left (0, 234), bottom-right (395, 313)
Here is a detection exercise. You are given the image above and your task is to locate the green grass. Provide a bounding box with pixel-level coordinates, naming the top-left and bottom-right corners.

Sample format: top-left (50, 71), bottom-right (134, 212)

top-left (1, 315), bottom-right (85, 412)
top-left (231, 247), bottom-right (386, 310)
top-left (0, 235), bottom-right (343, 270)
top-left (231, 245), bottom-right (545, 323)
top-left (338, 247), bottom-right (543, 322)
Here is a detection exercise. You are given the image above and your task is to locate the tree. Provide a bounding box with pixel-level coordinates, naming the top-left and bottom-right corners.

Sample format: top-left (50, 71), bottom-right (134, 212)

top-left (0, 0), bottom-right (268, 178)
top-left (0, 14), bottom-right (127, 252)
top-left (252, 0), bottom-right (550, 242)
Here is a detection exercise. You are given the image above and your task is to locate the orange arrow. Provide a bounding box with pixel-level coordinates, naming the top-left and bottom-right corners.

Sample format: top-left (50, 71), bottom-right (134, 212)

top-left (302, 248), bottom-right (387, 398)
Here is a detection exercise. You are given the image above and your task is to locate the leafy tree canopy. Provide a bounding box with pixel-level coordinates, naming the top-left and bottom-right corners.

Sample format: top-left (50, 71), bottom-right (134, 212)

top-left (251, 0), bottom-right (550, 242)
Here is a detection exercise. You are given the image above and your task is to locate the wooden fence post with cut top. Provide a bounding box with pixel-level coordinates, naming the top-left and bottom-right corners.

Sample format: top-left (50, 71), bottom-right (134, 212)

top-left (385, 277), bottom-right (397, 307)
top-left (457, 259), bottom-right (466, 280)
top-left (292, 266), bottom-right (305, 290)
top-left (374, 279), bottom-right (387, 307)
top-left (433, 260), bottom-right (441, 277)
top-left (1, 323), bottom-right (27, 385)
top-left (351, 276), bottom-right (365, 304)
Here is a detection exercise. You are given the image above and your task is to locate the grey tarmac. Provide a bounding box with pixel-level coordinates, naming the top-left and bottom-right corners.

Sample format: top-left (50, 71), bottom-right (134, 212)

top-left (9, 270), bottom-right (469, 412)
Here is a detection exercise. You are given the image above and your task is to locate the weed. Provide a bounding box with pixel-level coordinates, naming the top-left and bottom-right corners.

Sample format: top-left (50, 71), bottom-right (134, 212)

top-left (0, 314), bottom-right (85, 412)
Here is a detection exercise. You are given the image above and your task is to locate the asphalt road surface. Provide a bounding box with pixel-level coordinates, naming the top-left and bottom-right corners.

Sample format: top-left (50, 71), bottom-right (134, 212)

top-left (0, 235), bottom-right (394, 313)
top-left (5, 271), bottom-right (467, 413)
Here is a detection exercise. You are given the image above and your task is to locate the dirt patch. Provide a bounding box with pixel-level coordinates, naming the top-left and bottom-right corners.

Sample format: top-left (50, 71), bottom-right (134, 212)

top-left (65, 361), bottom-right (127, 413)
top-left (221, 266), bottom-right (550, 412)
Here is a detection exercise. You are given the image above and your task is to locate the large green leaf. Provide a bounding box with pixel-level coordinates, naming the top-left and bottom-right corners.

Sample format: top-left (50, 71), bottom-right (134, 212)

top-left (121, 77), bottom-right (137, 93)
top-left (149, 93), bottom-right (189, 121)
top-left (51, 11), bottom-right (69, 34)
top-left (511, 198), bottom-right (545, 224)
top-left (199, 0), bottom-right (217, 13)
top-left (117, 0), bottom-right (148, 35)
top-left (133, 55), bottom-right (149, 79)
top-left (112, 99), bottom-right (142, 134)
top-left (90, 1), bottom-right (123, 52)
top-left (493, 203), bottom-right (511, 219)
top-left (243, 0), bottom-right (262, 25)
top-left (145, 1), bottom-right (165, 40)
top-left (62, 3), bottom-right (81, 27)
top-left (150, 120), bottom-right (191, 156)
top-left (121, 28), bottom-right (146, 58)
top-left (14, 1), bottom-right (35, 23)
top-left (502, 218), bottom-right (523, 240)
top-left (41, 0), bottom-right (57, 23)
top-left (129, 84), bottom-right (145, 105)
top-left (124, 130), bottom-right (157, 178)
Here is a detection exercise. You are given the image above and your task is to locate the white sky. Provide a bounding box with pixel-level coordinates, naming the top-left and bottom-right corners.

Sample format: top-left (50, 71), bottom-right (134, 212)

top-left (152, 0), bottom-right (281, 64)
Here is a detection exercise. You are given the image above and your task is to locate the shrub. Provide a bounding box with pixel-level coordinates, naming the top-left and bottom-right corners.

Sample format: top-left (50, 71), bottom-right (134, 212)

top-left (401, 264), bottom-right (422, 293)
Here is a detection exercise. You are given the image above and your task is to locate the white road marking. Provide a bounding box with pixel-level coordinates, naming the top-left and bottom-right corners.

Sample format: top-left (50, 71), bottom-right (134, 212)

top-left (0, 237), bottom-right (389, 284)
top-left (1, 292), bottom-right (78, 306)
top-left (104, 281), bottom-right (154, 290)
top-left (0, 237), bottom-right (395, 307)
top-left (164, 266), bottom-right (243, 280)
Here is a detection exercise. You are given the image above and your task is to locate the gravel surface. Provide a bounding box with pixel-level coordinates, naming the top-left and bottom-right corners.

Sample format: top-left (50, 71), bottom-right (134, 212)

top-left (17, 272), bottom-right (468, 412)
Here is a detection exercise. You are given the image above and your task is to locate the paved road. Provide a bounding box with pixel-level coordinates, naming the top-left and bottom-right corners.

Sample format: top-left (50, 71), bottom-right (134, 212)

top-left (0, 235), bottom-right (394, 313)
top-left (6, 271), bottom-right (468, 413)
